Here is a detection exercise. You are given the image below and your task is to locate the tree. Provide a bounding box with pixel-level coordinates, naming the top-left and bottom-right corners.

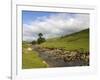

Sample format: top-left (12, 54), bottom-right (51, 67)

top-left (31, 40), bottom-right (37, 45)
top-left (37, 33), bottom-right (46, 44)
top-left (38, 33), bottom-right (43, 38)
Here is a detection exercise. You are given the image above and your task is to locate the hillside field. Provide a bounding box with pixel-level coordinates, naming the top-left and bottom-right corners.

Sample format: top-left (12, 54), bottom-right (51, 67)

top-left (40, 29), bottom-right (89, 52)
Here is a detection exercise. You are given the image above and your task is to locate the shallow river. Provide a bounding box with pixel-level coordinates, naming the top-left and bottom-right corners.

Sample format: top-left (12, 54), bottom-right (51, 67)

top-left (37, 51), bottom-right (87, 67)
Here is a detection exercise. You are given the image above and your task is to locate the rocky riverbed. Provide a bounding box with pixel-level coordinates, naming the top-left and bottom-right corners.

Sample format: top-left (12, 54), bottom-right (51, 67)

top-left (32, 45), bottom-right (89, 67)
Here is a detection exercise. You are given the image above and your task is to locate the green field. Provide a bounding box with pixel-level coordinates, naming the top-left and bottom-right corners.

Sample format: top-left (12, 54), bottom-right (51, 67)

top-left (40, 29), bottom-right (89, 52)
top-left (22, 42), bottom-right (48, 69)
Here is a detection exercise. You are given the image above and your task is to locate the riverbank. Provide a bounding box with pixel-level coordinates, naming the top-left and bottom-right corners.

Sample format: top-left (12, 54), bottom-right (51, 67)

top-left (22, 43), bottom-right (48, 69)
top-left (33, 45), bottom-right (89, 67)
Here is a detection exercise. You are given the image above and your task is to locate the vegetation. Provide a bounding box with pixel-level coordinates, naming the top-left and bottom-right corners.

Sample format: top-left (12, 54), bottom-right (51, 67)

top-left (40, 29), bottom-right (89, 52)
top-left (31, 40), bottom-right (37, 45)
top-left (37, 33), bottom-right (46, 44)
top-left (22, 42), bottom-right (48, 69)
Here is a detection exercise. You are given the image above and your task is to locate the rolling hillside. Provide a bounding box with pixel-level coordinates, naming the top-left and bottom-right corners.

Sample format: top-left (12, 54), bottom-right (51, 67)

top-left (40, 29), bottom-right (89, 52)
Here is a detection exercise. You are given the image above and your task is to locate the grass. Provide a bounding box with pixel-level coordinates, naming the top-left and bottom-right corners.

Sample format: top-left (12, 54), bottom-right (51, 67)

top-left (40, 29), bottom-right (89, 52)
top-left (22, 43), bottom-right (48, 69)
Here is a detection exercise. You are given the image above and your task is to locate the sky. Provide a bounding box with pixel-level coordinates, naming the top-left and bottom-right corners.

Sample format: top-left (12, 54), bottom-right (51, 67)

top-left (22, 10), bottom-right (89, 41)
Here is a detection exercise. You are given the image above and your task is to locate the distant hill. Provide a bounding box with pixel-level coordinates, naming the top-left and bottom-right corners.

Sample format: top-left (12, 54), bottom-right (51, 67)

top-left (40, 29), bottom-right (89, 51)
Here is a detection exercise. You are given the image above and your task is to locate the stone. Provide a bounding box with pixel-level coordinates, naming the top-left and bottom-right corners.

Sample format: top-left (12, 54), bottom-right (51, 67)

top-left (27, 47), bottom-right (32, 51)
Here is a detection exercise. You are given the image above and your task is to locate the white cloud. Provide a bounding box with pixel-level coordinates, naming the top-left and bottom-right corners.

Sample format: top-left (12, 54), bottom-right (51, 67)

top-left (23, 13), bottom-right (89, 41)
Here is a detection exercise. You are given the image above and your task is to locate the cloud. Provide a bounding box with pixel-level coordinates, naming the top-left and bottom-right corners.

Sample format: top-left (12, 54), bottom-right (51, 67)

top-left (23, 13), bottom-right (89, 41)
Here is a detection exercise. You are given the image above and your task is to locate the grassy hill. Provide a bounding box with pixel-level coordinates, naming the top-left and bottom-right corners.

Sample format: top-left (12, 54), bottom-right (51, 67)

top-left (40, 29), bottom-right (89, 52)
